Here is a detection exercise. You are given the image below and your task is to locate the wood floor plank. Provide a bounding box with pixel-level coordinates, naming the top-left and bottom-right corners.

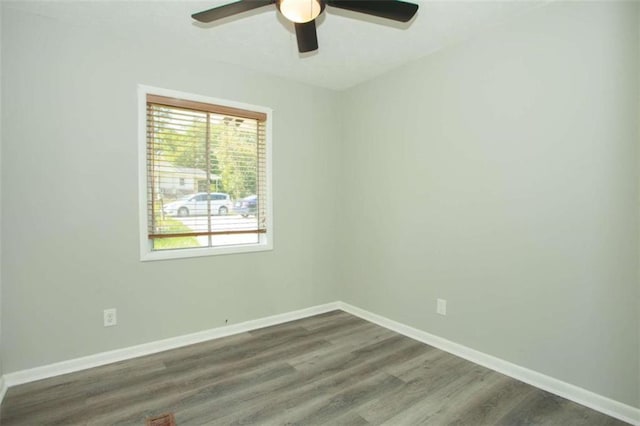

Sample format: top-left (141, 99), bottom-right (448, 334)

top-left (380, 365), bottom-right (501, 425)
top-left (445, 375), bottom-right (537, 425)
top-left (294, 310), bottom-right (362, 331)
top-left (0, 311), bottom-right (630, 426)
top-left (381, 345), bottom-right (452, 381)
top-left (177, 336), bottom-right (425, 425)
top-left (84, 334), bottom-right (329, 406)
top-left (326, 327), bottom-right (399, 353)
top-left (356, 357), bottom-right (480, 423)
top-left (87, 362), bottom-right (297, 426)
top-left (285, 320), bottom-right (386, 367)
top-left (81, 339), bottom-right (330, 422)
top-left (496, 388), bottom-right (627, 426)
top-left (265, 372), bottom-right (404, 425)
top-left (328, 410), bottom-right (371, 425)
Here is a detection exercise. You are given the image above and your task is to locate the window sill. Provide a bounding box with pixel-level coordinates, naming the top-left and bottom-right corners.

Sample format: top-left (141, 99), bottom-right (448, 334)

top-left (140, 241), bottom-right (273, 261)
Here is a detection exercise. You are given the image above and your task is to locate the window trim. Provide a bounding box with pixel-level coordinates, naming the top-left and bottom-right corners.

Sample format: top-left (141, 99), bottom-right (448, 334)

top-left (138, 85), bottom-right (273, 261)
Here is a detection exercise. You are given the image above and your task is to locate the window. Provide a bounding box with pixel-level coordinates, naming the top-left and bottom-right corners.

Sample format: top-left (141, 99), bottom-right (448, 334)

top-left (139, 86), bottom-right (272, 261)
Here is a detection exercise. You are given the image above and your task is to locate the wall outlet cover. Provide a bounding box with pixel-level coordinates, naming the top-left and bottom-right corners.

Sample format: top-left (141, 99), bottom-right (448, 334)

top-left (103, 308), bottom-right (117, 327)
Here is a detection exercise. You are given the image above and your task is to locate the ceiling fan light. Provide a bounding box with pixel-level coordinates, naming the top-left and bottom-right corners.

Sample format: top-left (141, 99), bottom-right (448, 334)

top-left (278, 0), bottom-right (322, 23)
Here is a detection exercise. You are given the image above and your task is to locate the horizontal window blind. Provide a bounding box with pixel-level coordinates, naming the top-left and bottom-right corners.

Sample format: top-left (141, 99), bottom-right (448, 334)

top-left (146, 94), bottom-right (267, 251)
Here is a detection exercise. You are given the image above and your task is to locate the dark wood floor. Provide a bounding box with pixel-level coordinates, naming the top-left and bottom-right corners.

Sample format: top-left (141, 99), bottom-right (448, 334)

top-left (0, 310), bottom-right (629, 425)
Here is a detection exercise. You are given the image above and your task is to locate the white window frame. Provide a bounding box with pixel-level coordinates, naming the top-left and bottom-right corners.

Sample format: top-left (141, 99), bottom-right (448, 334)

top-left (138, 85), bottom-right (273, 261)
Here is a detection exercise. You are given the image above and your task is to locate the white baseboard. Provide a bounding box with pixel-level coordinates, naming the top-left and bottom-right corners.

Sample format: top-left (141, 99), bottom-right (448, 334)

top-left (3, 302), bottom-right (341, 388)
top-left (2, 300), bottom-right (638, 425)
top-left (0, 376), bottom-right (7, 407)
top-left (337, 301), bottom-right (640, 426)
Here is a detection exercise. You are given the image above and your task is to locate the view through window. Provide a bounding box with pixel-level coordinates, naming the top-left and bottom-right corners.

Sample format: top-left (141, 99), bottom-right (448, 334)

top-left (144, 93), bottom-right (269, 256)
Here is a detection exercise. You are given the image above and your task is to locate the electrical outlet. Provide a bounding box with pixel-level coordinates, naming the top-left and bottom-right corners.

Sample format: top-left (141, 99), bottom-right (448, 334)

top-left (437, 299), bottom-right (447, 316)
top-left (103, 308), bottom-right (117, 327)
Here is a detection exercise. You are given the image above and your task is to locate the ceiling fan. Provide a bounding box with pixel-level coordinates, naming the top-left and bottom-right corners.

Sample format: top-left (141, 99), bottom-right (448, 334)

top-left (192, 0), bottom-right (419, 53)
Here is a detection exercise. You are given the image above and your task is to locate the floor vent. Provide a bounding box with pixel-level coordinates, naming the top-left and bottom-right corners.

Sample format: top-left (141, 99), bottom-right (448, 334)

top-left (146, 412), bottom-right (176, 426)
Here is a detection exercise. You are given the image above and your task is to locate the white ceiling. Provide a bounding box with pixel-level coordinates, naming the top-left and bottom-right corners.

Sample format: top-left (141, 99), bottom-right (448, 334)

top-left (4, 0), bottom-right (550, 90)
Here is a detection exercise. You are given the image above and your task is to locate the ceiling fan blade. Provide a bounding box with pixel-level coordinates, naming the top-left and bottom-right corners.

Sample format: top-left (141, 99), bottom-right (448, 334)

top-left (295, 20), bottom-right (319, 53)
top-left (326, 0), bottom-right (418, 22)
top-left (192, 0), bottom-right (275, 23)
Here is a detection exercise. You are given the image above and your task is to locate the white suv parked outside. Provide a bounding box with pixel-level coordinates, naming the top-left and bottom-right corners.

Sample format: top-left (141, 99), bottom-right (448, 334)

top-left (163, 192), bottom-right (232, 217)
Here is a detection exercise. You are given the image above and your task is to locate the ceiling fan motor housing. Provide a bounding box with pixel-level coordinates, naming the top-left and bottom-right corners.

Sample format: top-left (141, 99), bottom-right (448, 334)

top-left (276, 0), bottom-right (326, 24)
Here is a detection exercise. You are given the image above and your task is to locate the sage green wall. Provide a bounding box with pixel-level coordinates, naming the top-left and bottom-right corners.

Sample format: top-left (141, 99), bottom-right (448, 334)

top-left (339, 1), bottom-right (640, 407)
top-left (0, 0), bottom-right (4, 380)
top-left (1, 7), bottom-right (341, 372)
top-left (638, 2), bottom-right (640, 411)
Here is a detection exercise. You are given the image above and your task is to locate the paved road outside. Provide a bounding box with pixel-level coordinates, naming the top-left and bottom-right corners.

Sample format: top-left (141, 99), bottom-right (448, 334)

top-left (175, 214), bottom-right (260, 246)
